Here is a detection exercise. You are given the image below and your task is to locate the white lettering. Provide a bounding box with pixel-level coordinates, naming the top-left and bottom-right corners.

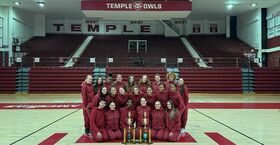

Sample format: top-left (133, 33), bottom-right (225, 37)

top-left (2, 104), bottom-right (81, 109)
top-left (106, 3), bottom-right (110, 8)
top-left (158, 4), bottom-right (162, 9)
top-left (106, 2), bottom-right (162, 10)
top-left (143, 4), bottom-right (162, 9)
top-left (106, 3), bottom-right (132, 9)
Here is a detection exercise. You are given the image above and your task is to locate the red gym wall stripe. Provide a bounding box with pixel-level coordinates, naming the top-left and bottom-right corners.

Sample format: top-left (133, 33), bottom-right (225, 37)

top-left (1, 103), bottom-right (280, 109)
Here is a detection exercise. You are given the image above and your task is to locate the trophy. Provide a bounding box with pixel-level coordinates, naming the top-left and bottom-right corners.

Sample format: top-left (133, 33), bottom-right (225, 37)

top-left (139, 112), bottom-right (152, 144)
top-left (123, 112), bottom-right (136, 144)
top-left (123, 111), bottom-right (152, 144)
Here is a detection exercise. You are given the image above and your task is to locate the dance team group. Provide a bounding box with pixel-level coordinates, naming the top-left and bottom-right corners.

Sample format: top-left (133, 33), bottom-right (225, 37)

top-left (81, 72), bottom-right (189, 142)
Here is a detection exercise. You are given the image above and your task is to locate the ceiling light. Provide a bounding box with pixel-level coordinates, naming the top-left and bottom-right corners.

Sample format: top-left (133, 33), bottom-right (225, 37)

top-left (14, 1), bottom-right (21, 5)
top-left (227, 4), bottom-right (234, 10)
top-left (37, 2), bottom-right (45, 7)
top-left (250, 3), bottom-right (257, 7)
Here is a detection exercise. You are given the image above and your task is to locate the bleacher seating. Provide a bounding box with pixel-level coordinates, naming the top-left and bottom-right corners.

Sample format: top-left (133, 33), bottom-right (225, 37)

top-left (187, 35), bottom-right (257, 67)
top-left (76, 36), bottom-right (197, 67)
top-left (179, 67), bottom-right (242, 92)
top-left (28, 67), bottom-right (93, 93)
top-left (15, 35), bottom-right (86, 67)
top-left (1, 66), bottom-right (279, 94)
top-left (0, 67), bottom-right (17, 93)
top-left (254, 68), bottom-right (280, 92)
top-left (106, 67), bottom-right (167, 82)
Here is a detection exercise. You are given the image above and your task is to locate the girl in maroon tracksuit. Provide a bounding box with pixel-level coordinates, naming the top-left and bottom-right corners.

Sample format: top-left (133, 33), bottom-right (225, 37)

top-left (152, 74), bottom-right (162, 94)
top-left (93, 76), bottom-right (103, 94)
top-left (119, 99), bottom-right (136, 129)
top-left (125, 75), bottom-right (137, 93)
top-left (156, 84), bottom-right (169, 109)
top-left (151, 101), bottom-right (166, 140)
top-left (105, 87), bottom-right (118, 108)
top-left (81, 75), bottom-right (94, 135)
top-left (92, 86), bottom-right (109, 108)
top-left (105, 102), bottom-right (122, 140)
top-left (129, 86), bottom-right (144, 107)
top-left (138, 74), bottom-right (152, 94)
top-left (103, 73), bottom-right (113, 91)
top-left (165, 72), bottom-right (177, 91)
top-left (136, 97), bottom-right (151, 128)
top-left (163, 100), bottom-right (181, 142)
top-left (90, 100), bottom-right (108, 142)
top-left (177, 78), bottom-right (189, 132)
top-left (169, 84), bottom-right (185, 113)
top-left (112, 74), bottom-right (127, 91)
top-left (115, 87), bottom-right (129, 108)
top-left (144, 87), bottom-right (157, 108)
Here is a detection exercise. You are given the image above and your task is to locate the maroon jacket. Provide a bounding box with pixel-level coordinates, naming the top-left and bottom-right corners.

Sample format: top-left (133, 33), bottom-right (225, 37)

top-left (129, 92), bottom-right (144, 107)
top-left (90, 107), bottom-right (106, 133)
top-left (169, 91), bottom-right (185, 112)
top-left (81, 83), bottom-right (94, 108)
top-left (103, 80), bottom-right (112, 91)
top-left (119, 106), bottom-right (137, 128)
top-left (165, 110), bottom-right (181, 133)
top-left (115, 93), bottom-right (129, 108)
top-left (105, 94), bottom-right (117, 106)
top-left (165, 80), bottom-right (176, 91)
top-left (112, 81), bottom-right (127, 91)
top-left (125, 83), bottom-right (136, 93)
top-left (136, 105), bottom-right (151, 127)
top-left (156, 90), bottom-right (169, 109)
top-left (105, 110), bottom-right (120, 130)
top-left (152, 81), bottom-right (161, 94)
top-left (151, 108), bottom-right (166, 130)
top-left (92, 93), bottom-right (109, 108)
top-left (138, 83), bottom-right (151, 94)
top-left (177, 85), bottom-right (189, 105)
top-left (144, 92), bottom-right (157, 108)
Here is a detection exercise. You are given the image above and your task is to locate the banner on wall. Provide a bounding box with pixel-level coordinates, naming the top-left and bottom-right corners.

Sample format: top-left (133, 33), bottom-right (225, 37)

top-left (210, 24), bottom-right (218, 33)
top-left (192, 24), bottom-right (201, 33)
top-left (81, 1), bottom-right (192, 11)
top-left (49, 20), bottom-right (156, 34)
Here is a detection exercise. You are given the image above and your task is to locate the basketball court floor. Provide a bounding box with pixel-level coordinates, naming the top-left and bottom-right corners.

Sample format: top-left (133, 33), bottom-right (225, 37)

top-left (0, 93), bottom-right (279, 145)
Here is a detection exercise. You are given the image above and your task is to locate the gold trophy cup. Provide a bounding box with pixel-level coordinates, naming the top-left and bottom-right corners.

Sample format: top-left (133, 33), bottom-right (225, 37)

top-left (123, 112), bottom-right (135, 144)
top-left (139, 112), bottom-right (152, 144)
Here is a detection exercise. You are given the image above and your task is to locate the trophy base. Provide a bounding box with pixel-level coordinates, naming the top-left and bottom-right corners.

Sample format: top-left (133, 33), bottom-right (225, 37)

top-left (123, 140), bottom-right (152, 144)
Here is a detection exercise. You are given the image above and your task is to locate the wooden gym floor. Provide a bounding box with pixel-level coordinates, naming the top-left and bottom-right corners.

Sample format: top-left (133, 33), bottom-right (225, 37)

top-left (0, 93), bottom-right (279, 145)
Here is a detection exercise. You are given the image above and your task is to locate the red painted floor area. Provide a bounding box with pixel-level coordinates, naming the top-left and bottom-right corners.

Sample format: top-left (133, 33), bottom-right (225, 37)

top-left (205, 132), bottom-right (236, 145)
top-left (1, 103), bottom-right (280, 109)
top-left (38, 133), bottom-right (67, 145)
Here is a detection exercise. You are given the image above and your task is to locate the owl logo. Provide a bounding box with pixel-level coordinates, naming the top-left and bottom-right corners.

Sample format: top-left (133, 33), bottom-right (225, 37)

top-left (133, 1), bottom-right (143, 11)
